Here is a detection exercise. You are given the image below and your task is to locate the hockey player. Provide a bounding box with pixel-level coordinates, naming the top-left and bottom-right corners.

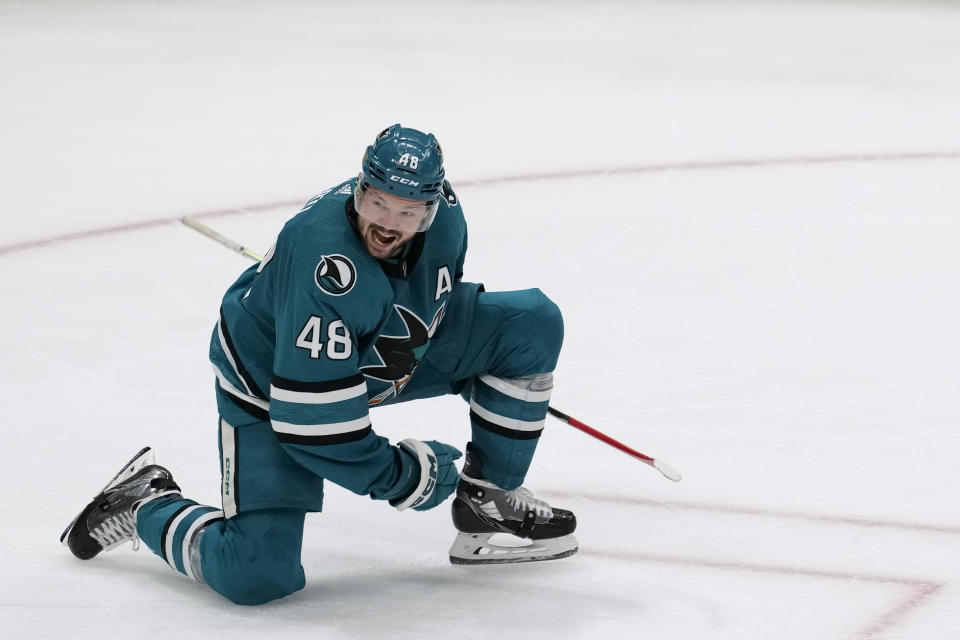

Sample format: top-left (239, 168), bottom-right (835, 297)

top-left (61, 125), bottom-right (577, 605)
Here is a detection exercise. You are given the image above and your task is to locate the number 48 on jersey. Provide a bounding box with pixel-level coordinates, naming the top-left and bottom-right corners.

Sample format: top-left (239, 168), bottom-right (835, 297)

top-left (296, 316), bottom-right (352, 360)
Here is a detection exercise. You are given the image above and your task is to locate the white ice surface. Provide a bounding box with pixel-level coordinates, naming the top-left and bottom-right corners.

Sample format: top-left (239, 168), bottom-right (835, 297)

top-left (2, 1), bottom-right (960, 639)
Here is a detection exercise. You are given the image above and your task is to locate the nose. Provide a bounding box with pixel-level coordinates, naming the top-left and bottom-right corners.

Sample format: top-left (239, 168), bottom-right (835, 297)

top-left (382, 211), bottom-right (408, 231)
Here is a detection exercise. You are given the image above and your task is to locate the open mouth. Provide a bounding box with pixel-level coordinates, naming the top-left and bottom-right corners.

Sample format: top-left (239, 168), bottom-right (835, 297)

top-left (369, 227), bottom-right (400, 251)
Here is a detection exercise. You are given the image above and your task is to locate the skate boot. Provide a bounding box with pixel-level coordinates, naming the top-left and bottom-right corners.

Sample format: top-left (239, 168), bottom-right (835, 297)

top-left (449, 445), bottom-right (577, 565)
top-left (60, 447), bottom-right (180, 560)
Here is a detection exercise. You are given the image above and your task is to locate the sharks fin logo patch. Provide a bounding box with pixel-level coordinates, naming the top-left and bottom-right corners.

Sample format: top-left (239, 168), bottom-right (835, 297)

top-left (315, 255), bottom-right (357, 296)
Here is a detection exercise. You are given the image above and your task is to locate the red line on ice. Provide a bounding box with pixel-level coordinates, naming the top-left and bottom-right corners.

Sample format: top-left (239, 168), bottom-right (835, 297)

top-left (3, 149), bottom-right (956, 636)
top-left (545, 491), bottom-right (960, 536)
top-left (3, 149), bottom-right (960, 258)
top-left (457, 149), bottom-right (960, 187)
top-left (588, 549), bottom-right (943, 640)
top-left (855, 581), bottom-right (943, 640)
top-left (0, 200), bottom-right (302, 258)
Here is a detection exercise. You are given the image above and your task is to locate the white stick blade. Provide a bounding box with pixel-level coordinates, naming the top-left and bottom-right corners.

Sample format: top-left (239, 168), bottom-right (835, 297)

top-left (654, 458), bottom-right (682, 482)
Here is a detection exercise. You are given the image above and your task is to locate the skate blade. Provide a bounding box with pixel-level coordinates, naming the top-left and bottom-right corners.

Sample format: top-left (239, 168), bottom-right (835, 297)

top-left (59, 447), bottom-right (154, 544)
top-left (449, 532), bottom-right (578, 565)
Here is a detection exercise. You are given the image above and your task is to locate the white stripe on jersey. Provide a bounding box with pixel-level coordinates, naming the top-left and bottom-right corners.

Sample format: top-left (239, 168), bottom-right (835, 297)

top-left (256, 242), bottom-right (276, 274)
top-left (469, 399), bottom-right (546, 432)
top-left (271, 415), bottom-right (370, 437)
top-left (269, 380), bottom-right (367, 405)
top-left (217, 319), bottom-right (254, 397)
top-left (213, 365), bottom-right (270, 411)
top-left (478, 374), bottom-right (553, 403)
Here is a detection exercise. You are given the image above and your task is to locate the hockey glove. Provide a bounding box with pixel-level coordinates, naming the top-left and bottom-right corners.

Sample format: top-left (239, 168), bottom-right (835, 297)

top-left (391, 439), bottom-right (462, 512)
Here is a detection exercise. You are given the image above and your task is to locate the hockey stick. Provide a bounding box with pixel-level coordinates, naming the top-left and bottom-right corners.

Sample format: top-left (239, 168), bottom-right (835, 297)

top-left (547, 407), bottom-right (681, 482)
top-left (180, 216), bottom-right (263, 261)
top-left (180, 215), bottom-right (682, 482)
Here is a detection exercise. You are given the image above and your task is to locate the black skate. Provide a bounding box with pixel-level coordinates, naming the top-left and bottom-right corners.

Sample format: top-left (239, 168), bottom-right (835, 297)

top-left (449, 445), bottom-right (577, 565)
top-left (60, 447), bottom-right (180, 560)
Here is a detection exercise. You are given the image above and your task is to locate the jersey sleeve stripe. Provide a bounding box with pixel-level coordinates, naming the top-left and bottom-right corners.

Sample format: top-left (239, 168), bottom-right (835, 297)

top-left (270, 380), bottom-right (367, 404)
top-left (213, 365), bottom-right (271, 411)
top-left (218, 382), bottom-right (270, 421)
top-left (271, 415), bottom-right (372, 437)
top-left (271, 373), bottom-right (366, 393)
top-left (218, 308), bottom-right (267, 400)
top-left (469, 399), bottom-right (546, 431)
top-left (478, 374), bottom-right (553, 402)
top-left (255, 242), bottom-right (276, 274)
top-left (216, 319), bottom-right (251, 397)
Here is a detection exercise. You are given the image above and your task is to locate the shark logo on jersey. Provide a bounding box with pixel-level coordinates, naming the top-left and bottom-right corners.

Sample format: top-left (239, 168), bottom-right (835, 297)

top-left (315, 255), bottom-right (357, 296)
top-left (363, 303), bottom-right (445, 405)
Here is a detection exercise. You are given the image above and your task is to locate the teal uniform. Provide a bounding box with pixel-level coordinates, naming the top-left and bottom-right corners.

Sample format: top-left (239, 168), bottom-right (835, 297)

top-left (136, 179), bottom-right (564, 604)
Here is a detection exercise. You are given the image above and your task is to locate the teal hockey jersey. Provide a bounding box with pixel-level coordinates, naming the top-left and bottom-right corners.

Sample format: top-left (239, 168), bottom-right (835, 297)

top-left (209, 177), bottom-right (468, 503)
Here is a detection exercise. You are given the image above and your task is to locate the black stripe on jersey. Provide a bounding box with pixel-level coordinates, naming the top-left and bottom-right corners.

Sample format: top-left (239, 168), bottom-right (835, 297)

top-left (220, 383), bottom-right (270, 421)
top-left (275, 425), bottom-right (372, 446)
top-left (469, 410), bottom-right (543, 441)
top-left (271, 373), bottom-right (366, 393)
top-left (219, 307), bottom-right (267, 400)
top-left (160, 504), bottom-right (194, 565)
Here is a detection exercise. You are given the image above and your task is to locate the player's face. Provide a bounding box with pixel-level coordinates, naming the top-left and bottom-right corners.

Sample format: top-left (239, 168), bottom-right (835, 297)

top-left (354, 187), bottom-right (432, 259)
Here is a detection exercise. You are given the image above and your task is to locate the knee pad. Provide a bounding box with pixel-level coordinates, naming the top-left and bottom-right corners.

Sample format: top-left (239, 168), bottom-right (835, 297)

top-left (478, 288), bottom-right (565, 377)
top-left (200, 511), bottom-right (306, 606)
top-left (210, 562), bottom-right (305, 605)
top-left (523, 289), bottom-right (564, 373)
top-left (207, 542), bottom-right (305, 605)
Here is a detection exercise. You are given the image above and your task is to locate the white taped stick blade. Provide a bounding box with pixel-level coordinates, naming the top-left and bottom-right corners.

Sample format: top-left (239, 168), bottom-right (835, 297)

top-left (654, 458), bottom-right (682, 482)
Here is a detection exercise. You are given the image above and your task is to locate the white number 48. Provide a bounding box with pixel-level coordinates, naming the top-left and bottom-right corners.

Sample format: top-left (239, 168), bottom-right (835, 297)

top-left (296, 315), bottom-right (352, 360)
top-left (397, 153), bottom-right (419, 169)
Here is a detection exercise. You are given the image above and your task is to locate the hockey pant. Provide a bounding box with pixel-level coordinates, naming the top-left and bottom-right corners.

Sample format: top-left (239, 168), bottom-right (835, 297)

top-left (136, 497), bottom-right (306, 605)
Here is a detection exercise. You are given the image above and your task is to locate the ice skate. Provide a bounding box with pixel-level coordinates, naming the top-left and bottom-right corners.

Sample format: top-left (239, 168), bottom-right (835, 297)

top-left (60, 447), bottom-right (180, 560)
top-left (449, 445), bottom-right (577, 565)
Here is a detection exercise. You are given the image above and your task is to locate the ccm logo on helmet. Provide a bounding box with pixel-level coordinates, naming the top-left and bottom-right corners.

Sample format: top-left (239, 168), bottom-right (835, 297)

top-left (390, 176), bottom-right (420, 187)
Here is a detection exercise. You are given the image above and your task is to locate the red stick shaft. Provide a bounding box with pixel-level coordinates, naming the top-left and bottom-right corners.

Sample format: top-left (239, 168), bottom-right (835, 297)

top-left (547, 407), bottom-right (656, 466)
